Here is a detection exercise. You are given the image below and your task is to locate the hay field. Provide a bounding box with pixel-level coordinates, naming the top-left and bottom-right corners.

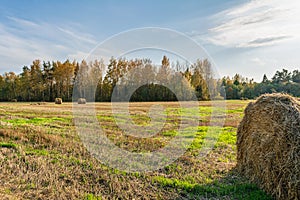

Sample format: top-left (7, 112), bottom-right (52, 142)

top-left (0, 101), bottom-right (272, 199)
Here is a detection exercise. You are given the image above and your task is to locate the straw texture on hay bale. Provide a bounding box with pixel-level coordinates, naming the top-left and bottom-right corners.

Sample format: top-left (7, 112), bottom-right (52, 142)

top-left (237, 93), bottom-right (300, 200)
top-left (78, 98), bottom-right (86, 104)
top-left (55, 98), bottom-right (62, 104)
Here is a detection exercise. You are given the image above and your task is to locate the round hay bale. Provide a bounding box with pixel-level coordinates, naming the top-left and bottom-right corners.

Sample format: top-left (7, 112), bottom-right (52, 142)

top-left (55, 98), bottom-right (62, 104)
top-left (78, 98), bottom-right (86, 104)
top-left (237, 93), bottom-right (300, 199)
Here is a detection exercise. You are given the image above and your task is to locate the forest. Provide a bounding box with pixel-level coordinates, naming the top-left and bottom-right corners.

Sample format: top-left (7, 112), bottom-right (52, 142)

top-left (0, 56), bottom-right (299, 102)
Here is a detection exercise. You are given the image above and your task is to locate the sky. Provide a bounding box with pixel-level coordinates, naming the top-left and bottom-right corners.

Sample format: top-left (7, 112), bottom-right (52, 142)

top-left (0, 0), bottom-right (299, 81)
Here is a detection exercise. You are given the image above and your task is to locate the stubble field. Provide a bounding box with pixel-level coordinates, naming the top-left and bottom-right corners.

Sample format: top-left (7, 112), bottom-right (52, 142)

top-left (0, 101), bottom-right (272, 199)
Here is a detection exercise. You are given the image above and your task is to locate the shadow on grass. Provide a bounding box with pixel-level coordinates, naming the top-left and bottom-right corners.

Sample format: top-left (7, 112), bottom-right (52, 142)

top-left (153, 168), bottom-right (273, 200)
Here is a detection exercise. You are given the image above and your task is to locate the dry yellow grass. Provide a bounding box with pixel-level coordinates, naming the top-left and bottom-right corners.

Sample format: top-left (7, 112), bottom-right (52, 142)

top-left (0, 101), bottom-right (272, 199)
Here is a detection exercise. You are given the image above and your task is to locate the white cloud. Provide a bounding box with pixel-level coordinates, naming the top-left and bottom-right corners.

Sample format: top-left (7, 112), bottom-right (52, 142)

top-left (251, 57), bottom-right (266, 66)
top-left (0, 16), bottom-right (98, 73)
top-left (207, 0), bottom-right (300, 48)
top-left (67, 51), bottom-right (91, 61)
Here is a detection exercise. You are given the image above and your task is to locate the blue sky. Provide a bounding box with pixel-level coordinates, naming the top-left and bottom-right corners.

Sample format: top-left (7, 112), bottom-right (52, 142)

top-left (0, 0), bottom-right (299, 81)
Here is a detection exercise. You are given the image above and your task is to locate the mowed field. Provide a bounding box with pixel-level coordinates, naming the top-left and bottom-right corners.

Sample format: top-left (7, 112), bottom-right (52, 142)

top-left (0, 101), bottom-right (273, 200)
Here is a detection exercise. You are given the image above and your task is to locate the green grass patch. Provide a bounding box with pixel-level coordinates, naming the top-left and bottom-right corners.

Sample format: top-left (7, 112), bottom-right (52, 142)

top-left (25, 148), bottom-right (49, 156)
top-left (166, 106), bottom-right (212, 117)
top-left (215, 127), bottom-right (237, 147)
top-left (3, 117), bottom-right (71, 126)
top-left (226, 108), bottom-right (244, 113)
top-left (152, 176), bottom-right (273, 200)
top-left (161, 130), bottom-right (178, 137)
top-left (0, 142), bottom-right (18, 149)
top-left (84, 193), bottom-right (102, 200)
top-left (184, 126), bottom-right (236, 151)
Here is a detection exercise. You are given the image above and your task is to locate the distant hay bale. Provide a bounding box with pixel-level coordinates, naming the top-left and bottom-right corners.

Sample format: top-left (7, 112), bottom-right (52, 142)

top-left (212, 95), bottom-right (224, 100)
top-left (237, 93), bottom-right (300, 200)
top-left (77, 98), bottom-right (86, 104)
top-left (31, 102), bottom-right (47, 106)
top-left (55, 98), bottom-right (62, 104)
top-left (11, 99), bottom-right (17, 102)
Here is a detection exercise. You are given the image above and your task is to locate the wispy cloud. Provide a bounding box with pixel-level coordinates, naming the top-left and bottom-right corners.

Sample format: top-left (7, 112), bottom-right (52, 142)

top-left (246, 36), bottom-right (291, 47)
top-left (206, 0), bottom-right (300, 48)
top-left (7, 16), bottom-right (39, 28)
top-left (58, 27), bottom-right (97, 45)
top-left (0, 16), bottom-right (97, 73)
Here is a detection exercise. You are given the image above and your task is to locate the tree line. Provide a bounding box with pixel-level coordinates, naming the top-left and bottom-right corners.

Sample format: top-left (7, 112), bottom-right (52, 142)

top-left (221, 69), bottom-right (300, 99)
top-left (0, 56), bottom-right (299, 102)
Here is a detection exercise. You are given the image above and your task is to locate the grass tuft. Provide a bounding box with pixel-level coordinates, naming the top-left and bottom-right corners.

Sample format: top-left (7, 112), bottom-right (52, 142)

top-left (0, 142), bottom-right (17, 149)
